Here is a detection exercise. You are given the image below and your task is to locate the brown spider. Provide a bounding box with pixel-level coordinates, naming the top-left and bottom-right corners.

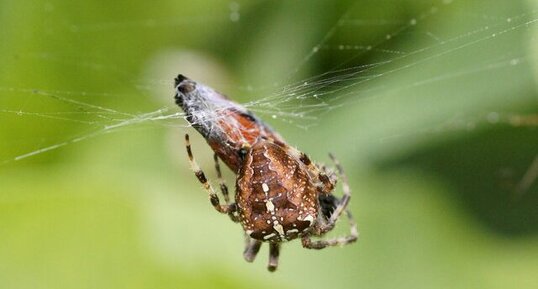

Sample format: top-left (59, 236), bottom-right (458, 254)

top-left (176, 75), bottom-right (358, 272)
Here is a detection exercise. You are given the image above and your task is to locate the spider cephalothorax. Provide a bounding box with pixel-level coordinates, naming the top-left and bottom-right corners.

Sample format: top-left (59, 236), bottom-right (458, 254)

top-left (176, 75), bottom-right (358, 272)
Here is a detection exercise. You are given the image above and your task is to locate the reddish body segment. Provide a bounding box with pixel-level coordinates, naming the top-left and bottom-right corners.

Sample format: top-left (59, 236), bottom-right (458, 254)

top-left (174, 74), bottom-right (284, 172)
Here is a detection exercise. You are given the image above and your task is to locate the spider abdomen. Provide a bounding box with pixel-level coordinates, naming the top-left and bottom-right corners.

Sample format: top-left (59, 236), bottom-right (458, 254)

top-left (236, 140), bottom-right (319, 242)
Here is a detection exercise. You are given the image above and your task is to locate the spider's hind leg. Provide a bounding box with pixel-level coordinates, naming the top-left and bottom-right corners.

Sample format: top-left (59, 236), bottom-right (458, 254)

top-left (185, 134), bottom-right (236, 215)
top-left (213, 153), bottom-right (240, 222)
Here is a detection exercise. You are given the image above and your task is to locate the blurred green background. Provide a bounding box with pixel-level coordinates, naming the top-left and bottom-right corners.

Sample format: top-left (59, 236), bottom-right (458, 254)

top-left (1, 0), bottom-right (537, 288)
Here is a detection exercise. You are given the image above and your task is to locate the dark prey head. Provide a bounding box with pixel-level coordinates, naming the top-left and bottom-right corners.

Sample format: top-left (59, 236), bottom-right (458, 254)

top-left (319, 194), bottom-right (340, 220)
top-left (174, 74), bottom-right (196, 107)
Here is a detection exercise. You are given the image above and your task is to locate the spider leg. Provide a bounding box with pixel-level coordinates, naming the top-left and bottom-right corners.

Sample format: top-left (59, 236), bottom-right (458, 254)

top-left (318, 153), bottom-right (352, 232)
top-left (267, 242), bottom-right (280, 272)
top-left (185, 134), bottom-right (236, 214)
top-left (303, 153), bottom-right (358, 249)
top-left (213, 153), bottom-right (240, 222)
top-left (319, 163), bottom-right (338, 186)
top-left (213, 153), bottom-right (231, 203)
top-left (302, 209), bottom-right (358, 250)
top-left (243, 236), bottom-right (262, 262)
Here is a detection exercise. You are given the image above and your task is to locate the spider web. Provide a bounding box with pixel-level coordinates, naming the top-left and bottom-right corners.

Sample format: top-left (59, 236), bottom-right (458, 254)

top-left (0, 0), bottom-right (537, 190)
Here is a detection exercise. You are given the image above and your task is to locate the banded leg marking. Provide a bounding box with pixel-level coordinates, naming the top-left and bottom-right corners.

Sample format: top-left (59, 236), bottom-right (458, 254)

top-left (185, 134), bottom-right (235, 214)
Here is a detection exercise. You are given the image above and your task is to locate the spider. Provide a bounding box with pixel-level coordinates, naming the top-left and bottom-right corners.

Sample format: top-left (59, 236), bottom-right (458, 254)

top-left (176, 75), bottom-right (358, 271)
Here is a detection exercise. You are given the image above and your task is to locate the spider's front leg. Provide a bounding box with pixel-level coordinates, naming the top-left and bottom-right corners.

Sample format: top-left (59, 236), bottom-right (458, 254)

top-left (185, 134), bottom-right (237, 215)
top-left (302, 210), bottom-right (358, 249)
top-left (317, 153), bottom-right (354, 233)
top-left (303, 153), bottom-right (358, 249)
top-left (328, 154), bottom-right (351, 217)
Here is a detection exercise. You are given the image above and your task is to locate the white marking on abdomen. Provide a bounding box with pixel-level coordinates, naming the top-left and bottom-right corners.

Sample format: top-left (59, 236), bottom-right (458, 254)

top-left (303, 215), bottom-right (314, 224)
top-left (273, 223), bottom-right (285, 236)
top-left (286, 229), bottom-right (299, 234)
top-left (265, 200), bottom-right (275, 213)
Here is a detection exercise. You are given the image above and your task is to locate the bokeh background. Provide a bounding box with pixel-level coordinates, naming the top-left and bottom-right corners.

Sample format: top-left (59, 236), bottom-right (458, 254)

top-left (1, 0), bottom-right (537, 288)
